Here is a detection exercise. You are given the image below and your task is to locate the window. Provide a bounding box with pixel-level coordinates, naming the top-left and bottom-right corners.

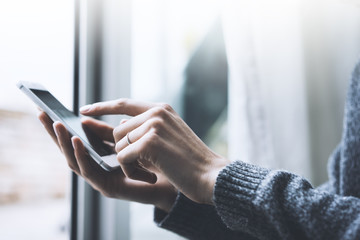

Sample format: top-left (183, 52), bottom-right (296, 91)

top-left (0, 1), bottom-right (74, 239)
top-left (131, 1), bottom-right (227, 239)
top-left (1, 0), bottom-right (228, 239)
top-left (79, 0), bottom-right (226, 239)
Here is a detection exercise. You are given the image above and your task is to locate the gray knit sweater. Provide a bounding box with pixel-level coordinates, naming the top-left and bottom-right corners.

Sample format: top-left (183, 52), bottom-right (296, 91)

top-left (154, 60), bottom-right (360, 240)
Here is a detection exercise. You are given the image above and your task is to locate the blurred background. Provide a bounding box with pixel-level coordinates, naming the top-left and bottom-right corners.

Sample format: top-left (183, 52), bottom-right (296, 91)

top-left (0, 0), bottom-right (360, 239)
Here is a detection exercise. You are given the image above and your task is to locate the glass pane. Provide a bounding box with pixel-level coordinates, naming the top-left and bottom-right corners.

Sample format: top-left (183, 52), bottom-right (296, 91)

top-left (130, 1), bottom-right (227, 239)
top-left (0, 1), bottom-right (74, 239)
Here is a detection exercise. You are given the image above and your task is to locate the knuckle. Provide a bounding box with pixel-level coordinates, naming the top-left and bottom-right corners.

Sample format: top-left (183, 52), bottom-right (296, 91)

top-left (115, 98), bottom-right (128, 108)
top-left (116, 152), bottom-right (125, 164)
top-left (150, 103), bottom-right (174, 119)
top-left (115, 141), bottom-right (122, 153)
top-left (150, 106), bottom-right (167, 118)
top-left (148, 117), bottom-right (164, 132)
top-left (112, 127), bottom-right (118, 138)
top-left (91, 102), bottom-right (101, 112)
top-left (112, 127), bottom-right (122, 140)
top-left (159, 103), bottom-right (174, 113)
top-left (145, 132), bottom-right (160, 148)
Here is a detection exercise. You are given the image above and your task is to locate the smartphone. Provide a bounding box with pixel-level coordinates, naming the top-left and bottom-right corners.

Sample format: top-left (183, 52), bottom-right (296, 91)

top-left (17, 81), bottom-right (120, 171)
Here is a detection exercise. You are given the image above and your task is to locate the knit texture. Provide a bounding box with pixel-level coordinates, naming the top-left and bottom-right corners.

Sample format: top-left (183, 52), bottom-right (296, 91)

top-left (341, 60), bottom-right (360, 197)
top-left (154, 60), bottom-right (360, 239)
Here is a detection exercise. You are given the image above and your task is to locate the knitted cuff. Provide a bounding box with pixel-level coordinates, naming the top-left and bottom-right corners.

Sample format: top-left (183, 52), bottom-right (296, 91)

top-left (213, 160), bottom-right (270, 230)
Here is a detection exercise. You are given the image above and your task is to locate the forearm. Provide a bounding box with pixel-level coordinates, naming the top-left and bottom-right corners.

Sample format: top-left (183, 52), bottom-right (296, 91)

top-left (214, 161), bottom-right (360, 240)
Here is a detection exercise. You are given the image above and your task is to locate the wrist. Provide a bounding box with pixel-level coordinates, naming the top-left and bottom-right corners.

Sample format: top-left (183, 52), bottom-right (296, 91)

top-left (154, 185), bottom-right (178, 213)
top-left (203, 156), bottom-right (231, 205)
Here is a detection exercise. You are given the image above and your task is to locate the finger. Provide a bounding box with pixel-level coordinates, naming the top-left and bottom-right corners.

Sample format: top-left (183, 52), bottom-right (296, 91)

top-left (119, 118), bottom-right (128, 125)
top-left (38, 111), bottom-right (59, 148)
top-left (71, 136), bottom-right (108, 193)
top-left (121, 161), bottom-right (157, 184)
top-left (72, 136), bottom-right (159, 196)
top-left (112, 106), bottom-right (171, 143)
top-left (117, 131), bottom-right (159, 183)
top-left (81, 117), bottom-right (114, 142)
top-left (117, 131), bottom-right (156, 164)
top-left (53, 122), bottom-right (81, 174)
top-left (113, 114), bottom-right (148, 144)
top-left (79, 98), bottom-right (158, 116)
top-left (116, 121), bottom-right (160, 172)
top-left (115, 117), bottom-right (159, 153)
top-left (71, 136), bottom-right (103, 181)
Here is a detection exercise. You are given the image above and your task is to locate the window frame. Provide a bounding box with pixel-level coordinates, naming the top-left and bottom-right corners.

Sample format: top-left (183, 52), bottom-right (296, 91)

top-left (71, 0), bottom-right (132, 239)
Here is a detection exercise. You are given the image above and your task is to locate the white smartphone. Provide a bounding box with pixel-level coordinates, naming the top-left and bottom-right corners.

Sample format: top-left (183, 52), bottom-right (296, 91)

top-left (17, 81), bottom-right (120, 171)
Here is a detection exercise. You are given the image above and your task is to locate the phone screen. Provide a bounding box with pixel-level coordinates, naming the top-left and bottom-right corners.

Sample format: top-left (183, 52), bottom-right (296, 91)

top-left (30, 89), bottom-right (113, 157)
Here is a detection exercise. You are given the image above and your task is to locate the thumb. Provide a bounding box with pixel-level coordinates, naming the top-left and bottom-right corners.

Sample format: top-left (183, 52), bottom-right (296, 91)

top-left (122, 162), bottom-right (158, 184)
top-left (81, 118), bottom-right (114, 142)
top-left (79, 99), bottom-right (157, 117)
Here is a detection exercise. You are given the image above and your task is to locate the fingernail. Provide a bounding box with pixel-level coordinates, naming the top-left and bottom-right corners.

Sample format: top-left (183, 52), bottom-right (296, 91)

top-left (80, 104), bottom-right (92, 113)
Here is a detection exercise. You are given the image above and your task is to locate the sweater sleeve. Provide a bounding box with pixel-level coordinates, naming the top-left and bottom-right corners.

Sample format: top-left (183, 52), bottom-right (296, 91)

top-left (154, 192), bottom-right (259, 240)
top-left (315, 60), bottom-right (360, 198)
top-left (214, 160), bottom-right (360, 240)
top-left (340, 60), bottom-right (360, 197)
top-left (153, 60), bottom-right (360, 239)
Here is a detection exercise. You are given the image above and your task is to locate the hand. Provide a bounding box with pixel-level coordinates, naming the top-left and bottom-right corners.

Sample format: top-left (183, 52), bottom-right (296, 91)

top-left (38, 111), bottom-right (177, 212)
top-left (80, 99), bottom-right (231, 204)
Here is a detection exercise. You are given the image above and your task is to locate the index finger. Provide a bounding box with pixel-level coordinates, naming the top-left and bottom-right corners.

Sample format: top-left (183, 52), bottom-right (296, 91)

top-left (80, 98), bottom-right (157, 117)
top-left (38, 111), bottom-right (59, 148)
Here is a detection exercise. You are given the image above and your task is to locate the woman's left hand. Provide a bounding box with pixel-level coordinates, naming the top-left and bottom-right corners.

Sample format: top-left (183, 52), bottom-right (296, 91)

top-left (80, 99), bottom-right (231, 205)
top-left (38, 111), bottom-right (177, 212)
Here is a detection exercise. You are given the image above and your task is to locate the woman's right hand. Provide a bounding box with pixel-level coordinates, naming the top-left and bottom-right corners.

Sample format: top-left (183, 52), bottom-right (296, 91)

top-left (38, 111), bottom-right (177, 212)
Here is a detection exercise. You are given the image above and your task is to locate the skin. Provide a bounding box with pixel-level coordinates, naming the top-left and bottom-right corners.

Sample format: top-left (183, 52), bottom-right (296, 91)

top-left (38, 98), bottom-right (230, 211)
top-left (38, 111), bottom-right (176, 212)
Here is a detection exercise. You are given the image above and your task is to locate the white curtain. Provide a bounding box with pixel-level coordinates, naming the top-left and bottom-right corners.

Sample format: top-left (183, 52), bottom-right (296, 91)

top-left (223, 0), bottom-right (360, 184)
